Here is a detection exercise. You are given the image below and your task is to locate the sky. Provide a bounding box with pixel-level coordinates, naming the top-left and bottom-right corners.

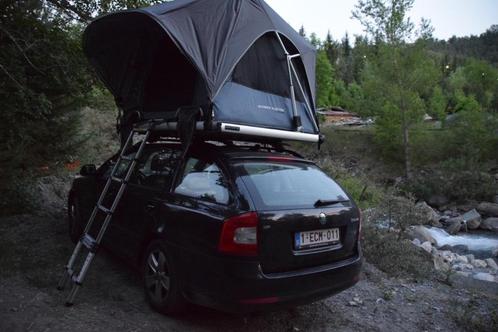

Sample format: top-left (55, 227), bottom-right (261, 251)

top-left (265, 0), bottom-right (498, 42)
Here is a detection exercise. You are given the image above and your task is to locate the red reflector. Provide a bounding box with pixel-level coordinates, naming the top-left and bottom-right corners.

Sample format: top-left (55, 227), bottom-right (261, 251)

top-left (218, 212), bottom-right (258, 256)
top-left (240, 296), bottom-right (279, 304)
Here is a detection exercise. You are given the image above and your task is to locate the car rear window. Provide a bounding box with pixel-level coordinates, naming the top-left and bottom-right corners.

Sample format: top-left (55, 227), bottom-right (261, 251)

top-left (234, 161), bottom-right (349, 210)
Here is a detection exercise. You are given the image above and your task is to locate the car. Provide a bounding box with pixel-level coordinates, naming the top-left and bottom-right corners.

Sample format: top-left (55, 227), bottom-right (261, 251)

top-left (67, 140), bottom-right (362, 314)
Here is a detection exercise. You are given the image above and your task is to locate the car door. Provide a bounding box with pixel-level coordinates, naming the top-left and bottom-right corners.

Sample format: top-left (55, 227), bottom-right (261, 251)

top-left (109, 147), bottom-right (182, 261)
top-left (164, 155), bottom-right (236, 262)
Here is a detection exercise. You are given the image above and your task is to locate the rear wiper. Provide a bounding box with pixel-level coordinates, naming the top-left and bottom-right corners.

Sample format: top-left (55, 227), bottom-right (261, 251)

top-left (314, 199), bottom-right (350, 208)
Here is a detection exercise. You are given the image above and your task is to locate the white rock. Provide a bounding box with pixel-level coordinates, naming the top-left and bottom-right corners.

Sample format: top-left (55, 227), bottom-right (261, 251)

top-left (409, 225), bottom-right (437, 244)
top-left (456, 255), bottom-right (469, 264)
top-left (412, 238), bottom-right (421, 246)
top-left (472, 259), bottom-right (487, 269)
top-left (473, 272), bottom-right (495, 282)
top-left (466, 254), bottom-right (475, 264)
top-left (420, 241), bottom-right (432, 253)
top-left (485, 258), bottom-right (498, 271)
top-left (433, 255), bottom-right (451, 272)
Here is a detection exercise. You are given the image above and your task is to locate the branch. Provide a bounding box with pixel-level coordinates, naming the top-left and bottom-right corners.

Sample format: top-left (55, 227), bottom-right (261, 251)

top-left (0, 63), bottom-right (25, 90)
top-left (45, 0), bottom-right (93, 23)
top-left (0, 26), bottom-right (44, 74)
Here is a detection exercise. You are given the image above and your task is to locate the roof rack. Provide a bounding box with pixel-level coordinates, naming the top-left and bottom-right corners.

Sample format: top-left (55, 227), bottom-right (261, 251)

top-left (134, 120), bottom-right (323, 144)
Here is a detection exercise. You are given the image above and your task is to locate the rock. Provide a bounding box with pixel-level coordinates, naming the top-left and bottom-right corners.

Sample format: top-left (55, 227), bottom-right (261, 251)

top-left (452, 263), bottom-right (474, 271)
top-left (456, 255), bottom-right (469, 264)
top-left (477, 202), bottom-right (498, 217)
top-left (416, 201), bottom-right (442, 226)
top-left (485, 258), bottom-right (498, 271)
top-left (493, 248), bottom-right (498, 257)
top-left (473, 272), bottom-right (495, 282)
top-left (412, 238), bottom-right (421, 246)
top-left (456, 200), bottom-right (479, 212)
top-left (408, 225), bottom-right (437, 245)
top-left (420, 241), bottom-right (432, 253)
top-left (462, 209), bottom-right (481, 230)
top-left (428, 195), bottom-right (449, 208)
top-left (481, 218), bottom-right (498, 232)
top-left (472, 259), bottom-right (487, 269)
top-left (433, 255), bottom-right (451, 272)
top-left (466, 254), bottom-right (476, 264)
top-left (447, 217), bottom-right (463, 235)
top-left (450, 272), bottom-right (498, 292)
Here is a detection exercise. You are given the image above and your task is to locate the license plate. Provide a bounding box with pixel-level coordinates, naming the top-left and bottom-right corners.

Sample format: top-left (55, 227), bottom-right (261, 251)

top-left (294, 228), bottom-right (340, 249)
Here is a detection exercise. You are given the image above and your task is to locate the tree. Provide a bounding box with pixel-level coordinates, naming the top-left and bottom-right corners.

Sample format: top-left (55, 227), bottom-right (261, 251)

top-left (323, 31), bottom-right (340, 65)
top-left (353, 0), bottom-right (439, 178)
top-left (315, 50), bottom-right (336, 107)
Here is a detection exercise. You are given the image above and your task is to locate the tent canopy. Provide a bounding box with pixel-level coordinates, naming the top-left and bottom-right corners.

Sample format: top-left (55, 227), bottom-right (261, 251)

top-left (84, 0), bottom-right (319, 136)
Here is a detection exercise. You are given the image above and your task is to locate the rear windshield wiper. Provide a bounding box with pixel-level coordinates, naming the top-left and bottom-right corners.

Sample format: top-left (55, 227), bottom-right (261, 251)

top-left (314, 199), bottom-right (350, 208)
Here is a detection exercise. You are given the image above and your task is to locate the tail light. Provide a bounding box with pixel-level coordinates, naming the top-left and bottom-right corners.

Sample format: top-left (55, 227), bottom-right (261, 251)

top-left (218, 212), bottom-right (258, 256)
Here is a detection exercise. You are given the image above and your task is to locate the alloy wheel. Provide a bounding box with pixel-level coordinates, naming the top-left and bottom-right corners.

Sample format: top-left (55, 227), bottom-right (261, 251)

top-left (145, 250), bottom-right (171, 303)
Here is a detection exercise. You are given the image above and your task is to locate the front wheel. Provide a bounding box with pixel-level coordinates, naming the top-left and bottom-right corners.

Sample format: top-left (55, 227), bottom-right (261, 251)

top-left (143, 241), bottom-right (186, 315)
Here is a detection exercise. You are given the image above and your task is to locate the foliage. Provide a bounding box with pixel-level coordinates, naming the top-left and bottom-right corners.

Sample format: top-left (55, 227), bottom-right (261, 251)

top-left (353, 0), bottom-right (441, 177)
top-left (315, 50), bottom-right (336, 107)
top-left (361, 194), bottom-right (435, 280)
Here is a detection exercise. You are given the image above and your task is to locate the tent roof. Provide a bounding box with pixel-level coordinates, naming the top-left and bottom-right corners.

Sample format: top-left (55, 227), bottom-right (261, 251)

top-left (83, 0), bottom-right (316, 106)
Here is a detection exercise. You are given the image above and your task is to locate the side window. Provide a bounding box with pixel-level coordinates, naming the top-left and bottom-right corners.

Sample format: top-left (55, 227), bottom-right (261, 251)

top-left (134, 149), bottom-right (181, 190)
top-left (174, 158), bottom-right (230, 205)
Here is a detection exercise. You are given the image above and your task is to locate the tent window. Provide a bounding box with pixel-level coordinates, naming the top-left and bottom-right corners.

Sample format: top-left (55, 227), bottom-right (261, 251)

top-left (231, 33), bottom-right (309, 102)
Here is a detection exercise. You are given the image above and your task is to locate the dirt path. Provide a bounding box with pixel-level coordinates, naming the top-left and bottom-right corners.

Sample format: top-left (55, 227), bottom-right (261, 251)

top-left (1, 205), bottom-right (497, 331)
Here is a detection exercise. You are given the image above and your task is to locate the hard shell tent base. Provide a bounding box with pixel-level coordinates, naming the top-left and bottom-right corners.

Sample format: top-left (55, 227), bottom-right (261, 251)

top-left (83, 0), bottom-right (321, 145)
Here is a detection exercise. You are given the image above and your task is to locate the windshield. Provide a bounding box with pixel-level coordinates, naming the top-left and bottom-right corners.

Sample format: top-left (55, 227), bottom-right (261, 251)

top-left (235, 161), bottom-right (350, 211)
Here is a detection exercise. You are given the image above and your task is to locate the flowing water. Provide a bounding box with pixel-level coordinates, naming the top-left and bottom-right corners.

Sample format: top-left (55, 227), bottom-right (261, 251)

top-left (425, 227), bottom-right (498, 257)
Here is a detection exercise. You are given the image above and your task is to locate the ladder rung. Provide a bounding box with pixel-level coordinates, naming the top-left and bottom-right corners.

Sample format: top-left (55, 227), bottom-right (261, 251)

top-left (80, 234), bottom-right (98, 252)
top-left (111, 176), bottom-right (126, 184)
top-left (71, 274), bottom-right (82, 286)
top-left (120, 155), bottom-right (134, 161)
top-left (97, 204), bottom-right (112, 214)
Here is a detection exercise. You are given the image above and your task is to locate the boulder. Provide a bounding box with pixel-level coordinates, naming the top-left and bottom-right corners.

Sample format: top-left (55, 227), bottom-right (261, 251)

top-left (462, 209), bottom-right (481, 230)
top-left (447, 218), bottom-right (463, 235)
top-left (412, 238), bottom-right (421, 246)
top-left (428, 195), bottom-right (449, 208)
top-left (416, 201), bottom-right (442, 226)
top-left (493, 248), bottom-right (498, 257)
top-left (408, 225), bottom-right (437, 245)
top-left (433, 255), bottom-right (451, 272)
top-left (456, 255), bottom-right (469, 264)
top-left (472, 259), bottom-right (487, 269)
top-left (472, 272), bottom-right (495, 282)
top-left (485, 258), bottom-right (498, 271)
top-left (420, 241), bottom-right (432, 253)
top-left (477, 202), bottom-right (498, 217)
top-left (480, 218), bottom-right (498, 232)
top-left (456, 200), bottom-right (479, 212)
top-left (466, 254), bottom-right (476, 264)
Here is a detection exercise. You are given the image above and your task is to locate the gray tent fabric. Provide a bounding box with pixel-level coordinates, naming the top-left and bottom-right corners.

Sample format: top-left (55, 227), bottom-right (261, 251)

top-left (84, 0), bottom-right (318, 135)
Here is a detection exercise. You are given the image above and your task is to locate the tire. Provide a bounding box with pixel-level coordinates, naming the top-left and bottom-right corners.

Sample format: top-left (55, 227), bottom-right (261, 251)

top-left (143, 241), bottom-right (186, 315)
top-left (68, 195), bottom-right (84, 244)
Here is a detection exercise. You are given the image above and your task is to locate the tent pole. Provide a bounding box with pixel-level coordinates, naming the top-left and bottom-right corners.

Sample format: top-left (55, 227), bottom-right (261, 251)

top-left (275, 32), bottom-right (302, 131)
top-left (289, 60), bottom-right (319, 132)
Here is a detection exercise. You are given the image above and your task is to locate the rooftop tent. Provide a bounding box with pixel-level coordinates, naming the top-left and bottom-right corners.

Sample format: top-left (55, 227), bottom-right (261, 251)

top-left (83, 0), bottom-right (320, 142)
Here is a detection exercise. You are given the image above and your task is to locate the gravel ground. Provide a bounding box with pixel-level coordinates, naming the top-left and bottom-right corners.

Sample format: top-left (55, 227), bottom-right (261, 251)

top-left (0, 181), bottom-right (497, 332)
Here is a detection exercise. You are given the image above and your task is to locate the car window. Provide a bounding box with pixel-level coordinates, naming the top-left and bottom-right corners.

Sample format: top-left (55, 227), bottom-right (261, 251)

top-left (101, 149), bottom-right (180, 191)
top-left (174, 158), bottom-right (230, 205)
top-left (235, 161), bottom-right (349, 210)
top-left (134, 149), bottom-right (181, 190)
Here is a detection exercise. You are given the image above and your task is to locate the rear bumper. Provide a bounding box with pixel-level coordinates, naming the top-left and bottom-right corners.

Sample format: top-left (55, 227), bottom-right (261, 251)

top-left (179, 249), bottom-right (362, 313)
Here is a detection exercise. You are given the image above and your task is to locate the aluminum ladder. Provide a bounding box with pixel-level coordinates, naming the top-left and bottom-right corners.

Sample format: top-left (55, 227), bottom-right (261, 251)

top-left (57, 125), bottom-right (152, 306)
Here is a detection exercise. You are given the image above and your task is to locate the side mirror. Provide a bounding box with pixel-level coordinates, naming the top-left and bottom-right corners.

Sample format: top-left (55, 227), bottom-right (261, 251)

top-left (80, 164), bottom-right (97, 176)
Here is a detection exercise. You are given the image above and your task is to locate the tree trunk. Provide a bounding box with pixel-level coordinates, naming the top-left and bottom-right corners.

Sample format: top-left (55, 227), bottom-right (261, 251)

top-left (401, 109), bottom-right (412, 179)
